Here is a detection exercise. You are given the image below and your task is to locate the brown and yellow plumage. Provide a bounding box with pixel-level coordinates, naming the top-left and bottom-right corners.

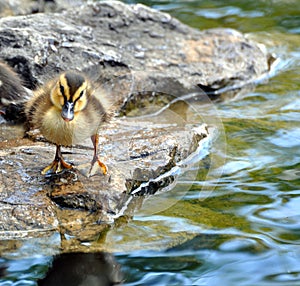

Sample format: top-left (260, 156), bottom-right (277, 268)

top-left (26, 71), bottom-right (113, 176)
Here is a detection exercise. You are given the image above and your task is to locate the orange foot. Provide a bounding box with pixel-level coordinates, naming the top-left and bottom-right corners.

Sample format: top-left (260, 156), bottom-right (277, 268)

top-left (87, 156), bottom-right (108, 177)
top-left (41, 158), bottom-right (73, 175)
top-left (42, 145), bottom-right (73, 175)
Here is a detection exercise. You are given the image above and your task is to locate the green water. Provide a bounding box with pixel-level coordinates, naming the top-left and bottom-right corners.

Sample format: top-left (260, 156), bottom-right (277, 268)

top-left (116, 1), bottom-right (300, 284)
top-left (1, 1), bottom-right (300, 285)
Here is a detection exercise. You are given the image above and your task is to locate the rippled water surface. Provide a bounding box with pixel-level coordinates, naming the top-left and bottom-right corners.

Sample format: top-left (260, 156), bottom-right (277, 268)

top-left (1, 0), bottom-right (300, 285)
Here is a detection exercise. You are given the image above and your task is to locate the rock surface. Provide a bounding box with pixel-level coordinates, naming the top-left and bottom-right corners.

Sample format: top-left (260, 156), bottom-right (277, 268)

top-left (0, 1), bottom-right (271, 243)
top-left (0, 1), bottom-right (271, 99)
top-left (0, 116), bottom-right (209, 241)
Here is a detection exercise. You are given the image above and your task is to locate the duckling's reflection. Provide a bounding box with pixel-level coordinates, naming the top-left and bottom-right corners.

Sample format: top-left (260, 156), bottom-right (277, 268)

top-left (38, 252), bottom-right (123, 286)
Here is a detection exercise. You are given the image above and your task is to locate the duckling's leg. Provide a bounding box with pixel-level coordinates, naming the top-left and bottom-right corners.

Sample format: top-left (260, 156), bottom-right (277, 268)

top-left (41, 145), bottom-right (73, 175)
top-left (88, 134), bottom-right (107, 176)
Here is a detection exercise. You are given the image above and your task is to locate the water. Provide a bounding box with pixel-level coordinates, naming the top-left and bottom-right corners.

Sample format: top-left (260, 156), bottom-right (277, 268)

top-left (1, 0), bottom-right (300, 285)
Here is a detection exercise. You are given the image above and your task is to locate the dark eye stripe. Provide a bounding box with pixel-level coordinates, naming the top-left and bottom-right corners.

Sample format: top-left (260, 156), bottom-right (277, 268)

top-left (74, 90), bottom-right (84, 104)
top-left (60, 83), bottom-right (65, 96)
top-left (60, 83), bottom-right (68, 103)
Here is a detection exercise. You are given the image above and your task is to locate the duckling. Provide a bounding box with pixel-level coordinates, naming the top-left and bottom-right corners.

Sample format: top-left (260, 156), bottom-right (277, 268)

top-left (25, 71), bottom-right (113, 176)
top-left (0, 61), bottom-right (29, 123)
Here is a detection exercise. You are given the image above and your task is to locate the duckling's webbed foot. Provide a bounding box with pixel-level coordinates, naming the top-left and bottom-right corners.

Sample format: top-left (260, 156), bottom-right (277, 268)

top-left (41, 145), bottom-right (73, 175)
top-left (41, 158), bottom-right (73, 175)
top-left (87, 134), bottom-right (108, 177)
top-left (88, 156), bottom-right (108, 177)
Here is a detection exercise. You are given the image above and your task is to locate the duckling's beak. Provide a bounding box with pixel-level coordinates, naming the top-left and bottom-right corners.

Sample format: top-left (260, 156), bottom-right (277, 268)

top-left (61, 102), bottom-right (74, 122)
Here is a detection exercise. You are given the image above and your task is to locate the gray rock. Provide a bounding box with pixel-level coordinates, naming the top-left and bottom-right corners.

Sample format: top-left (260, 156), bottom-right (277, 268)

top-left (0, 1), bottom-right (271, 99)
top-left (0, 118), bottom-right (209, 241)
top-left (0, 1), bottom-right (271, 243)
top-left (0, 0), bottom-right (82, 17)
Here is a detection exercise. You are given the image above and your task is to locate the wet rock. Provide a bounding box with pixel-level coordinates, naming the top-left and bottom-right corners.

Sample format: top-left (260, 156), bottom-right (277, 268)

top-left (0, 1), bottom-right (271, 242)
top-left (0, 117), bottom-right (209, 240)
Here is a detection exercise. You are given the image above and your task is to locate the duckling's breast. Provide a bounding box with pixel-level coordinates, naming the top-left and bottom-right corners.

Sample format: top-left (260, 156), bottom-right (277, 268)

top-left (41, 107), bottom-right (98, 146)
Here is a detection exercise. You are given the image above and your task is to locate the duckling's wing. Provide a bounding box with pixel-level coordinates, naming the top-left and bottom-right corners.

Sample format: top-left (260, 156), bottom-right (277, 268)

top-left (93, 86), bottom-right (115, 123)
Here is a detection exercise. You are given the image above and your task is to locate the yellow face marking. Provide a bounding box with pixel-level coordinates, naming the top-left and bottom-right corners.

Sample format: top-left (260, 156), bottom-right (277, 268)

top-left (59, 74), bottom-right (70, 101)
top-left (50, 73), bottom-right (89, 115)
top-left (50, 82), bottom-right (64, 110)
top-left (73, 80), bottom-right (88, 112)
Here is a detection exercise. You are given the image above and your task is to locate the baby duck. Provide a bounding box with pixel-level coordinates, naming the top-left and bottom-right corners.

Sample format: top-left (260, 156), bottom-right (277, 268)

top-left (25, 71), bottom-right (112, 176)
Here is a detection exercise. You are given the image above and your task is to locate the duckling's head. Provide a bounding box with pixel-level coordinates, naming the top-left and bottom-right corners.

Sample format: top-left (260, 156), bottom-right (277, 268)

top-left (50, 72), bottom-right (89, 122)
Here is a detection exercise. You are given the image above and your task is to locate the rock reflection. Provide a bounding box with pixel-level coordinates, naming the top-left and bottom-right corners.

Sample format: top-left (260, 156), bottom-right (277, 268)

top-left (38, 252), bottom-right (122, 286)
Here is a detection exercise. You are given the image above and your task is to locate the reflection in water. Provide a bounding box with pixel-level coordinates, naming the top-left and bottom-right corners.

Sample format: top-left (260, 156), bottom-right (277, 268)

top-left (1, 1), bottom-right (300, 285)
top-left (0, 266), bottom-right (6, 278)
top-left (38, 252), bottom-right (122, 286)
